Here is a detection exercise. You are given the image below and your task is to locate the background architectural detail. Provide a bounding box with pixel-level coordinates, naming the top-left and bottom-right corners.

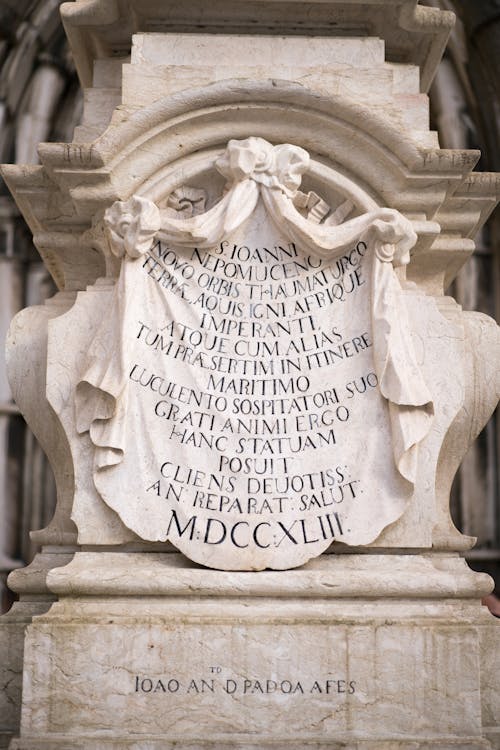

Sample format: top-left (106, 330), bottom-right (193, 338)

top-left (0, 0), bottom-right (81, 612)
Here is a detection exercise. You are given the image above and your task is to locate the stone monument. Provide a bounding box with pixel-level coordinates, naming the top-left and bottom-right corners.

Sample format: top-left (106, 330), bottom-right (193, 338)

top-left (1, 1), bottom-right (499, 748)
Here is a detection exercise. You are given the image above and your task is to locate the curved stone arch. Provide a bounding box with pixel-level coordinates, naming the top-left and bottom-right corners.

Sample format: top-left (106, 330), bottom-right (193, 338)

top-left (15, 78), bottom-right (486, 296)
top-left (33, 79), bottom-right (457, 291)
top-left (41, 79), bottom-right (465, 221)
top-left (95, 80), bottom-right (426, 168)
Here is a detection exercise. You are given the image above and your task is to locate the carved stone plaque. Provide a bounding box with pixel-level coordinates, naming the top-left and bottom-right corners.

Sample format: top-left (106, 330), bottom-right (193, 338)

top-left (76, 138), bottom-right (432, 570)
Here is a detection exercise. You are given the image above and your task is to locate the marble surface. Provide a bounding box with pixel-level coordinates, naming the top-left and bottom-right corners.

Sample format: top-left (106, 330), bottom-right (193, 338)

top-left (66, 137), bottom-right (437, 570)
top-left (1, 3), bottom-right (500, 747)
top-left (119, 33), bottom-right (434, 147)
top-left (7, 552), bottom-right (496, 750)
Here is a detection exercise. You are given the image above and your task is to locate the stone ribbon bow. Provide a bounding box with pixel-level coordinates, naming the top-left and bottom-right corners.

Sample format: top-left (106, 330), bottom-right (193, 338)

top-left (79, 137), bottom-right (433, 484)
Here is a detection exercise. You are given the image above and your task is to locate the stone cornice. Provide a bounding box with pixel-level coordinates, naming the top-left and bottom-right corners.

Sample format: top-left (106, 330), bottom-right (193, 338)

top-left (60, 0), bottom-right (454, 92)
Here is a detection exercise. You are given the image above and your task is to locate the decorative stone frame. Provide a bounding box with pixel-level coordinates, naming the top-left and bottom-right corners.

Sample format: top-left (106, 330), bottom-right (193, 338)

top-left (4, 80), bottom-right (498, 563)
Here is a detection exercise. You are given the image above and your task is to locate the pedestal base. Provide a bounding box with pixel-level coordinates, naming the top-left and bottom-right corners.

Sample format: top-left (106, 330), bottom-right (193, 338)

top-left (0, 602), bottom-right (52, 750)
top-left (0, 551), bottom-right (75, 749)
top-left (5, 552), bottom-right (500, 749)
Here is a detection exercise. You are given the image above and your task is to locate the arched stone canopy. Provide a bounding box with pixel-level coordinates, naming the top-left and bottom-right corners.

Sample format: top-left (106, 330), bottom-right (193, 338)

top-left (3, 79), bottom-right (497, 294)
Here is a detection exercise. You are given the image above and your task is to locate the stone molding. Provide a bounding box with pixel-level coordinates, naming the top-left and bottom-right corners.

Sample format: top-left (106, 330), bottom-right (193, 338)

top-left (59, 0), bottom-right (455, 92)
top-left (2, 80), bottom-right (498, 296)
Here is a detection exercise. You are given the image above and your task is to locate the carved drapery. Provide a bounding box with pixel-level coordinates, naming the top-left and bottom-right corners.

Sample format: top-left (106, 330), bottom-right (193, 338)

top-left (77, 137), bottom-right (433, 488)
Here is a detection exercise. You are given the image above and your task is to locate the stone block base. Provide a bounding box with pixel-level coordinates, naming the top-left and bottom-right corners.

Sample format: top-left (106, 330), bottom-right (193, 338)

top-left (6, 552), bottom-right (500, 748)
top-left (0, 602), bottom-right (54, 750)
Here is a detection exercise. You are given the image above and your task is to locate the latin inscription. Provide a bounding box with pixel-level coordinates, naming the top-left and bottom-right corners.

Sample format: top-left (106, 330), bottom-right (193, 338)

top-left (133, 673), bottom-right (357, 696)
top-left (137, 234), bottom-right (366, 551)
top-left (92, 201), bottom-right (411, 567)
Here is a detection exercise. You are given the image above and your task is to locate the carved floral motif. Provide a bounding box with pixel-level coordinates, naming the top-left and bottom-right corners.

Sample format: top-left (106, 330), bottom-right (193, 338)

top-left (104, 196), bottom-right (160, 259)
top-left (215, 137), bottom-right (309, 196)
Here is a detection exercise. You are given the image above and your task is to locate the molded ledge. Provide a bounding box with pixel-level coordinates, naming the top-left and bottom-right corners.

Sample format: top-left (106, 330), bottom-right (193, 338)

top-left (42, 551), bottom-right (493, 599)
top-left (59, 0), bottom-right (455, 93)
top-left (7, 737), bottom-right (493, 750)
